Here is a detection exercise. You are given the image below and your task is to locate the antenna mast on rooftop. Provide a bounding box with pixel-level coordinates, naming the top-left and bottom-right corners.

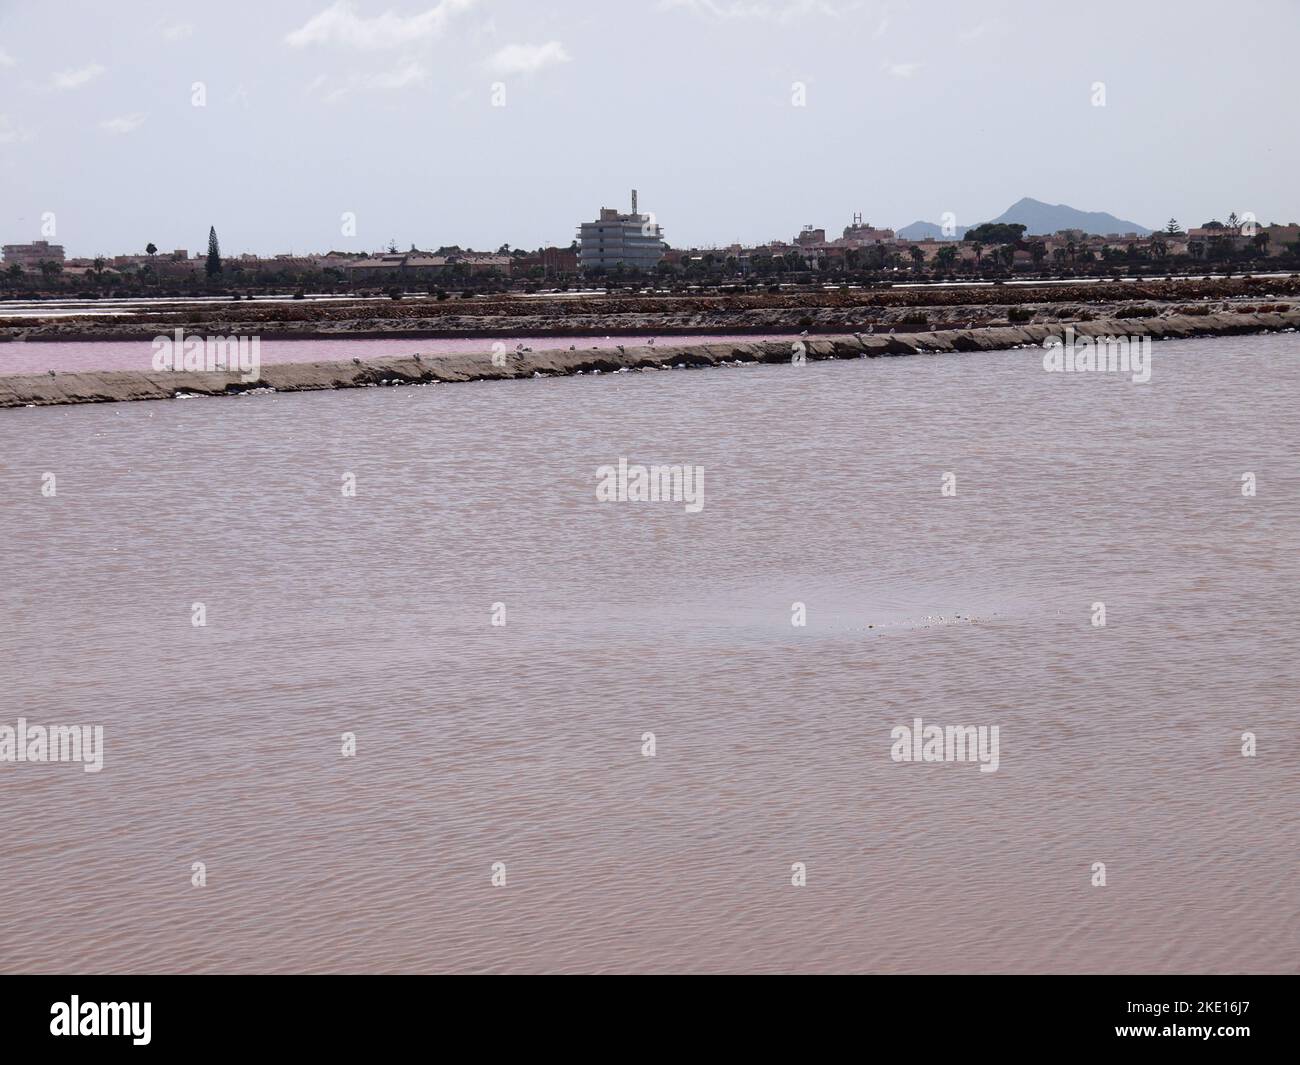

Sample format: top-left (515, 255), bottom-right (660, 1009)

top-left (852, 212), bottom-right (863, 226)
top-left (632, 189), bottom-right (638, 215)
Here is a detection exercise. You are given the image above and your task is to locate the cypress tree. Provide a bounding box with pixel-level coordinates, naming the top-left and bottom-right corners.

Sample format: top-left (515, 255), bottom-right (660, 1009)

top-left (206, 226), bottom-right (222, 277)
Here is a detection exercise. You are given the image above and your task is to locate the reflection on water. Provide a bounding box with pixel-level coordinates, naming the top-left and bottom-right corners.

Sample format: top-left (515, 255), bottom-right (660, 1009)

top-left (1, 333), bottom-right (1297, 973)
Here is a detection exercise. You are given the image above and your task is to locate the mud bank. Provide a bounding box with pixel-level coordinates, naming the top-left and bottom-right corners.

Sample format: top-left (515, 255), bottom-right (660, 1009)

top-left (4, 310), bottom-right (1297, 409)
top-left (4, 276), bottom-right (1297, 342)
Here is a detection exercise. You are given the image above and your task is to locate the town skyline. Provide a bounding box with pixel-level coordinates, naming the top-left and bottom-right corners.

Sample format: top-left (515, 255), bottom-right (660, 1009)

top-left (5, 190), bottom-right (1296, 263)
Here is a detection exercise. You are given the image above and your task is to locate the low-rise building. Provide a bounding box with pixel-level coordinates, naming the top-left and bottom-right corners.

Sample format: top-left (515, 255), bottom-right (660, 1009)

top-left (839, 221), bottom-right (896, 245)
top-left (344, 252), bottom-right (436, 281)
top-left (512, 246), bottom-right (579, 277)
top-left (1261, 224), bottom-right (1300, 255)
top-left (3, 240), bottom-right (65, 269)
top-left (1186, 224), bottom-right (1254, 259)
top-left (904, 238), bottom-right (974, 264)
top-left (342, 250), bottom-right (512, 282)
top-left (456, 252), bottom-right (511, 274)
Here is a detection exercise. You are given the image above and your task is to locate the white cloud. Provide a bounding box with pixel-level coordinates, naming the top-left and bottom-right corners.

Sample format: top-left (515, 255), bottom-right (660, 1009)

top-left (53, 63), bottom-right (105, 90)
top-left (659, 0), bottom-right (857, 23)
top-left (884, 61), bottom-right (920, 78)
top-left (286, 0), bottom-right (479, 50)
top-left (162, 23), bottom-right (195, 41)
top-left (367, 62), bottom-right (429, 89)
top-left (316, 62), bottom-right (431, 103)
top-left (0, 45), bottom-right (16, 67)
top-left (0, 114), bottom-right (34, 144)
top-left (486, 41), bottom-right (570, 76)
top-left (100, 113), bottom-right (146, 135)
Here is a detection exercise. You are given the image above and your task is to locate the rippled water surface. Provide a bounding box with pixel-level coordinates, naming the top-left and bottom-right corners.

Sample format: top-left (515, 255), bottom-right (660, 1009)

top-left (1, 334), bottom-right (1297, 973)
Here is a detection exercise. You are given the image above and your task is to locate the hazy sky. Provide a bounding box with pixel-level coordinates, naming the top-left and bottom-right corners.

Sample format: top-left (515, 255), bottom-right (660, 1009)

top-left (1, 0), bottom-right (1296, 257)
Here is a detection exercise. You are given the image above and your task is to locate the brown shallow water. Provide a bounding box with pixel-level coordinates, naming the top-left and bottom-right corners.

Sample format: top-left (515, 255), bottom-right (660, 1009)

top-left (1, 334), bottom-right (1297, 974)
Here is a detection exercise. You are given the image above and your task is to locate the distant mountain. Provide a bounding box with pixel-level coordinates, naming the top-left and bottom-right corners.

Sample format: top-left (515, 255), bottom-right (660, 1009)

top-left (896, 197), bottom-right (1151, 241)
top-left (981, 197), bottom-right (1151, 237)
top-left (897, 219), bottom-right (968, 240)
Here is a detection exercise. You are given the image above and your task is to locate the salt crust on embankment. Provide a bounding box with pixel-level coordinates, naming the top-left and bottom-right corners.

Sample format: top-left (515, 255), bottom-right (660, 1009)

top-left (2, 311), bottom-right (1297, 408)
